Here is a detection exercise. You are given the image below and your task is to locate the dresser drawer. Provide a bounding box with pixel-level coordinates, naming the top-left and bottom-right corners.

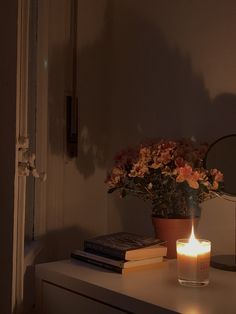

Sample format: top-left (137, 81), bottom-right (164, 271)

top-left (41, 281), bottom-right (128, 314)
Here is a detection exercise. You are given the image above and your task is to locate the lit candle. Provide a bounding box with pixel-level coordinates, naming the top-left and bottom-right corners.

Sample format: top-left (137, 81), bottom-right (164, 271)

top-left (176, 227), bottom-right (211, 287)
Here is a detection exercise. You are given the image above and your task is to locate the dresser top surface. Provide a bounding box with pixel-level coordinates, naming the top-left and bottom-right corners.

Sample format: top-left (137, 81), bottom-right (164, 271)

top-left (36, 259), bottom-right (236, 314)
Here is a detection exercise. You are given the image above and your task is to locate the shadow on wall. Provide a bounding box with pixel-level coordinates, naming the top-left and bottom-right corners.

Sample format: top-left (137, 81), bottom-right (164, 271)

top-left (47, 2), bottom-right (236, 177)
top-left (47, 1), bottom-right (112, 177)
top-left (101, 3), bottom-right (210, 233)
top-left (47, 39), bottom-right (67, 157)
top-left (103, 4), bottom-right (236, 233)
top-left (210, 92), bottom-right (236, 138)
top-left (75, 1), bottom-right (113, 177)
top-left (74, 2), bottom-right (214, 179)
top-left (35, 226), bottom-right (92, 263)
top-left (23, 226), bottom-right (92, 313)
top-left (46, 1), bottom-right (236, 236)
top-left (107, 4), bottom-right (213, 153)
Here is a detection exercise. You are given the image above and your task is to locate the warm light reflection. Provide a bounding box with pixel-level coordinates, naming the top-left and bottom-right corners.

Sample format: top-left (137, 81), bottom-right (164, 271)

top-left (183, 308), bottom-right (201, 314)
top-left (177, 225), bottom-right (210, 256)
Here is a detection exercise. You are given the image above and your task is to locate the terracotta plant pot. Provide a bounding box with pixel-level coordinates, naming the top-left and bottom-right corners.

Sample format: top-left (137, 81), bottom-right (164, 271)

top-left (152, 217), bottom-right (199, 259)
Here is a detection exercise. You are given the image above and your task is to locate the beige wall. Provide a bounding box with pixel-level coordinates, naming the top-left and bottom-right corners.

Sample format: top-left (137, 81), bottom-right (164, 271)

top-left (108, 0), bottom-right (236, 255)
top-left (43, 0), bottom-right (110, 261)
top-left (44, 0), bottom-right (236, 259)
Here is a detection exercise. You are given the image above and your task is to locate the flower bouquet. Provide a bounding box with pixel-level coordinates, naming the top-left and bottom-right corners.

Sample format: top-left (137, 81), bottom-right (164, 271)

top-left (105, 139), bottom-right (224, 218)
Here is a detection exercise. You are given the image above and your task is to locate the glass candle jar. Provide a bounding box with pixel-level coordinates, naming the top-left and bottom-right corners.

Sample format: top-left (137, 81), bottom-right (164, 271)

top-left (176, 238), bottom-right (211, 287)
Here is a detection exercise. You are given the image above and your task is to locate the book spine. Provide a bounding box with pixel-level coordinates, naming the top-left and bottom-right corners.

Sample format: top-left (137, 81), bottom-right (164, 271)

top-left (71, 253), bottom-right (123, 273)
top-left (84, 241), bottom-right (125, 260)
top-left (72, 250), bottom-right (124, 267)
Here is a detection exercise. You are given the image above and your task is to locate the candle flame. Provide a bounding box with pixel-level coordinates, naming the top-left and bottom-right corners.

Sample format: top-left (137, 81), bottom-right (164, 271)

top-left (177, 224), bottom-right (211, 256)
top-left (189, 225), bottom-right (198, 244)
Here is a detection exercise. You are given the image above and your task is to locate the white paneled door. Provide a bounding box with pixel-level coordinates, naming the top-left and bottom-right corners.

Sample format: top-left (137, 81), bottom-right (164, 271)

top-left (14, 1), bottom-right (75, 312)
top-left (14, 1), bottom-right (48, 313)
top-left (13, 0), bottom-right (77, 312)
top-left (14, 1), bottom-right (31, 312)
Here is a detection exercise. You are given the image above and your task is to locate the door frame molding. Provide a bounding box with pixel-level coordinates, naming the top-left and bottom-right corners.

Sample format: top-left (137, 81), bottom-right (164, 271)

top-left (13, 0), bottom-right (30, 311)
top-left (13, 1), bottom-right (49, 312)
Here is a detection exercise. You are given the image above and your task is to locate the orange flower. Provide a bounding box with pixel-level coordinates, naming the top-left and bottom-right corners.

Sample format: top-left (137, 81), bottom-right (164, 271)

top-left (150, 155), bottom-right (162, 169)
top-left (175, 157), bottom-right (185, 167)
top-left (176, 165), bottom-right (200, 189)
top-left (129, 162), bottom-right (149, 178)
top-left (212, 181), bottom-right (219, 190)
top-left (139, 147), bottom-right (151, 161)
top-left (210, 169), bottom-right (224, 182)
top-left (159, 150), bottom-right (172, 164)
top-left (176, 165), bottom-right (192, 182)
top-left (105, 167), bottom-right (126, 188)
top-left (105, 138), bottom-right (224, 218)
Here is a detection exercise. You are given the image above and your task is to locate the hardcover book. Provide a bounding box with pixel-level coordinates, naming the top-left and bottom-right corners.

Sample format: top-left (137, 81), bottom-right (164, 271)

top-left (71, 250), bottom-right (167, 274)
top-left (84, 232), bottom-right (167, 260)
top-left (71, 249), bottom-right (163, 268)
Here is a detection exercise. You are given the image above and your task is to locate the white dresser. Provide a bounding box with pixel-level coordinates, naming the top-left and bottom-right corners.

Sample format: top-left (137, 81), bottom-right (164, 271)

top-left (35, 259), bottom-right (236, 314)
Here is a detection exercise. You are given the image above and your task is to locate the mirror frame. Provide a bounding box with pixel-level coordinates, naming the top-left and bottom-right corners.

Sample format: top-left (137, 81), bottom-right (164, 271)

top-left (204, 134), bottom-right (236, 202)
top-left (204, 134), bottom-right (236, 272)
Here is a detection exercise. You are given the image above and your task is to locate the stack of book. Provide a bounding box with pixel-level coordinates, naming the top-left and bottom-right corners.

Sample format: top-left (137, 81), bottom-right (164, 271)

top-left (71, 232), bottom-right (167, 274)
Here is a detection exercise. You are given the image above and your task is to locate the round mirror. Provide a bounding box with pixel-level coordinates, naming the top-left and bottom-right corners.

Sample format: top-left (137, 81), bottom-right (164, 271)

top-left (204, 134), bottom-right (236, 271)
top-left (204, 134), bottom-right (236, 200)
